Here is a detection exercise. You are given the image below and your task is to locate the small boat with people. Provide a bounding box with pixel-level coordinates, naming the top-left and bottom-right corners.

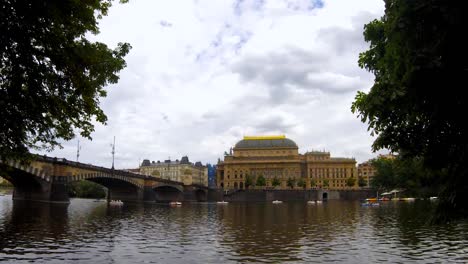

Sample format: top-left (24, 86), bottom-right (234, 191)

top-left (272, 200), bottom-right (283, 204)
top-left (217, 201), bottom-right (229, 205)
top-left (109, 200), bottom-right (124, 206)
top-left (169, 201), bottom-right (182, 206)
top-left (307, 200), bottom-right (323, 205)
top-left (361, 201), bottom-right (380, 207)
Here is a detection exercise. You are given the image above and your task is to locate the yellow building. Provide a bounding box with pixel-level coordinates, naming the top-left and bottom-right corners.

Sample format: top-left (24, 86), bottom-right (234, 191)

top-left (216, 135), bottom-right (357, 190)
top-left (357, 161), bottom-right (376, 187)
top-left (358, 154), bottom-right (395, 187)
top-left (140, 156), bottom-right (208, 186)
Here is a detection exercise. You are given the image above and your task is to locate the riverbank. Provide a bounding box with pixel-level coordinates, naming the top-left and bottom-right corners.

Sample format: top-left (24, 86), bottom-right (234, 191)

top-left (211, 189), bottom-right (376, 202)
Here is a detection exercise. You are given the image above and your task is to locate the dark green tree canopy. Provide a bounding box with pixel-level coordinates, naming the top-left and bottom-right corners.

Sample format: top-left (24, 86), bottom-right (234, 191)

top-left (256, 175), bottom-right (266, 187)
top-left (297, 178), bottom-right (306, 189)
top-left (1, 0), bottom-right (131, 160)
top-left (272, 177), bottom-right (280, 187)
top-left (346, 177), bottom-right (356, 187)
top-left (352, 0), bottom-right (468, 219)
top-left (287, 177), bottom-right (295, 189)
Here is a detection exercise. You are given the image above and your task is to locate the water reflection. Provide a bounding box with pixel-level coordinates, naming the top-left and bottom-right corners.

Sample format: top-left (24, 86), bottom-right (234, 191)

top-left (0, 196), bottom-right (467, 263)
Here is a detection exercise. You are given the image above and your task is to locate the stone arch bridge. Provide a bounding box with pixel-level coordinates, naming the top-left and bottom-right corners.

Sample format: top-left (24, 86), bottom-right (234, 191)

top-left (0, 155), bottom-right (210, 203)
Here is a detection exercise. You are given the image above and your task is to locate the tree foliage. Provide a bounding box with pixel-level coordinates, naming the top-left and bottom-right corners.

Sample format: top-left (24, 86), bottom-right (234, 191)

top-left (371, 156), bottom-right (441, 198)
top-left (245, 174), bottom-right (254, 189)
top-left (272, 177), bottom-right (281, 187)
top-left (352, 0), bottom-right (468, 219)
top-left (297, 178), bottom-right (306, 189)
top-left (323, 179), bottom-right (329, 188)
top-left (1, 0), bottom-right (131, 160)
top-left (68, 180), bottom-right (106, 199)
top-left (256, 175), bottom-right (266, 187)
top-left (358, 176), bottom-right (367, 187)
top-left (287, 178), bottom-right (295, 189)
top-left (310, 178), bottom-right (316, 188)
top-left (346, 177), bottom-right (356, 187)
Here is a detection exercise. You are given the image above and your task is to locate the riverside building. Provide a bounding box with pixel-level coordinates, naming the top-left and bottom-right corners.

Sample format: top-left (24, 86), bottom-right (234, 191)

top-left (140, 156), bottom-right (208, 186)
top-left (216, 135), bottom-right (357, 190)
top-left (358, 154), bottom-right (395, 187)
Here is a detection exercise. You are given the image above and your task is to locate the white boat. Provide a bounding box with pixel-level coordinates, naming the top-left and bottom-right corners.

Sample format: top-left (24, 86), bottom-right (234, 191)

top-left (429, 196), bottom-right (438, 200)
top-left (217, 201), bottom-right (229, 205)
top-left (272, 200), bottom-right (283, 204)
top-left (316, 200), bottom-right (323, 204)
top-left (109, 200), bottom-right (124, 206)
top-left (307, 200), bottom-right (316, 204)
top-left (169, 201), bottom-right (182, 206)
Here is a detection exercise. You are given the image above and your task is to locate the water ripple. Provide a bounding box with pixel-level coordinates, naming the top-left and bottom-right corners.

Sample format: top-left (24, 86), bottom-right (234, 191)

top-left (0, 197), bottom-right (467, 263)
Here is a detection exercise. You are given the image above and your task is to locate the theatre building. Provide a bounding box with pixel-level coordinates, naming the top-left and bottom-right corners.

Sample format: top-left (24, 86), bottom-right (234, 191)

top-left (216, 135), bottom-right (357, 190)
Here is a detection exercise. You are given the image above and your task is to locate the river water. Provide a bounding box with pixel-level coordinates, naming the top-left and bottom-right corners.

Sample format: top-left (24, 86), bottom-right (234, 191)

top-left (0, 194), bottom-right (467, 263)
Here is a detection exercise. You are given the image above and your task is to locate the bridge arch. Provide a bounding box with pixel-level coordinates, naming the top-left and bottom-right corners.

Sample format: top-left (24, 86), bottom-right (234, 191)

top-left (0, 162), bottom-right (58, 202)
top-left (71, 172), bottom-right (144, 202)
top-left (151, 184), bottom-right (183, 202)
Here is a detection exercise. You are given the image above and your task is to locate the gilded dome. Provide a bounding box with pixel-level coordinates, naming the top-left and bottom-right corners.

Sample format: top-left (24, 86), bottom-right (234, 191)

top-left (234, 136), bottom-right (298, 149)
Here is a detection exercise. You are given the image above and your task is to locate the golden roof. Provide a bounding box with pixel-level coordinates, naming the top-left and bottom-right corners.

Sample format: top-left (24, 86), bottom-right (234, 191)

top-left (243, 135), bottom-right (286, 140)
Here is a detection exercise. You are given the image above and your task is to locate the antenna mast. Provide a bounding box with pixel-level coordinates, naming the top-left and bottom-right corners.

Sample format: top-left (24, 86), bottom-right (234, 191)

top-left (76, 140), bottom-right (81, 162)
top-left (111, 136), bottom-right (115, 169)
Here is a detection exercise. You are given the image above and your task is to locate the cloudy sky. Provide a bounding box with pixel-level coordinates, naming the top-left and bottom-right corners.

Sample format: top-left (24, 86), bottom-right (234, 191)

top-left (38, 0), bottom-right (387, 169)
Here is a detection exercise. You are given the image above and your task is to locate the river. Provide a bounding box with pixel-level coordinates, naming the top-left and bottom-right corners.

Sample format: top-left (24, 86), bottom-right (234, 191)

top-left (0, 194), bottom-right (467, 263)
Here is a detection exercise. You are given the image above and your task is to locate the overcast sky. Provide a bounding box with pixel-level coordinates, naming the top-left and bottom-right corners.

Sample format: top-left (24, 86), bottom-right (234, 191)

top-left (37, 0), bottom-right (387, 169)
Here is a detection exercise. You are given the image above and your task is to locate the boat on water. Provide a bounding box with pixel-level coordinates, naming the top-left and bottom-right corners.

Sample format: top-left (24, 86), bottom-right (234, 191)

top-left (109, 200), bottom-right (124, 206)
top-left (217, 201), bottom-right (229, 205)
top-left (429, 196), bottom-right (438, 200)
top-left (272, 200), bottom-right (283, 204)
top-left (361, 202), bottom-right (380, 207)
top-left (169, 201), bottom-right (182, 206)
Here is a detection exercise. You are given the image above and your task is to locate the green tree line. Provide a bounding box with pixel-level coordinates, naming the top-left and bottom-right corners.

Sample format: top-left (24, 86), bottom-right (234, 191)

top-left (68, 180), bottom-right (106, 199)
top-left (370, 156), bottom-right (442, 198)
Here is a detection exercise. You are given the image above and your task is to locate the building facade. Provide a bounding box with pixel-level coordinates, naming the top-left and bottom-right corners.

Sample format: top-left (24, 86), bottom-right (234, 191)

top-left (358, 154), bottom-right (395, 187)
top-left (216, 136), bottom-right (357, 190)
top-left (140, 156), bottom-right (208, 186)
top-left (357, 161), bottom-right (376, 187)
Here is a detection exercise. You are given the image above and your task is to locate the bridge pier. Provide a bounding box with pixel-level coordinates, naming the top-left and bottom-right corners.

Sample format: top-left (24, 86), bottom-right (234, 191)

top-left (182, 186), bottom-right (208, 202)
top-left (143, 186), bottom-right (157, 202)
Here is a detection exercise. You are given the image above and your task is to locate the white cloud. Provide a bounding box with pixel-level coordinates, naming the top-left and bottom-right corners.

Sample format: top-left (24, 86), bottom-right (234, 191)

top-left (37, 0), bottom-right (386, 168)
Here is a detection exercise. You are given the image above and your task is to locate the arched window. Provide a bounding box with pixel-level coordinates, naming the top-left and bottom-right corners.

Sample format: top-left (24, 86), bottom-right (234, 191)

top-left (234, 182), bottom-right (238, 189)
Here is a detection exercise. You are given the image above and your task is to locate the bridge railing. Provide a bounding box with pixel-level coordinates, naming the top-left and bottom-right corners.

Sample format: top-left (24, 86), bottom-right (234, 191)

top-left (34, 155), bottom-right (186, 185)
